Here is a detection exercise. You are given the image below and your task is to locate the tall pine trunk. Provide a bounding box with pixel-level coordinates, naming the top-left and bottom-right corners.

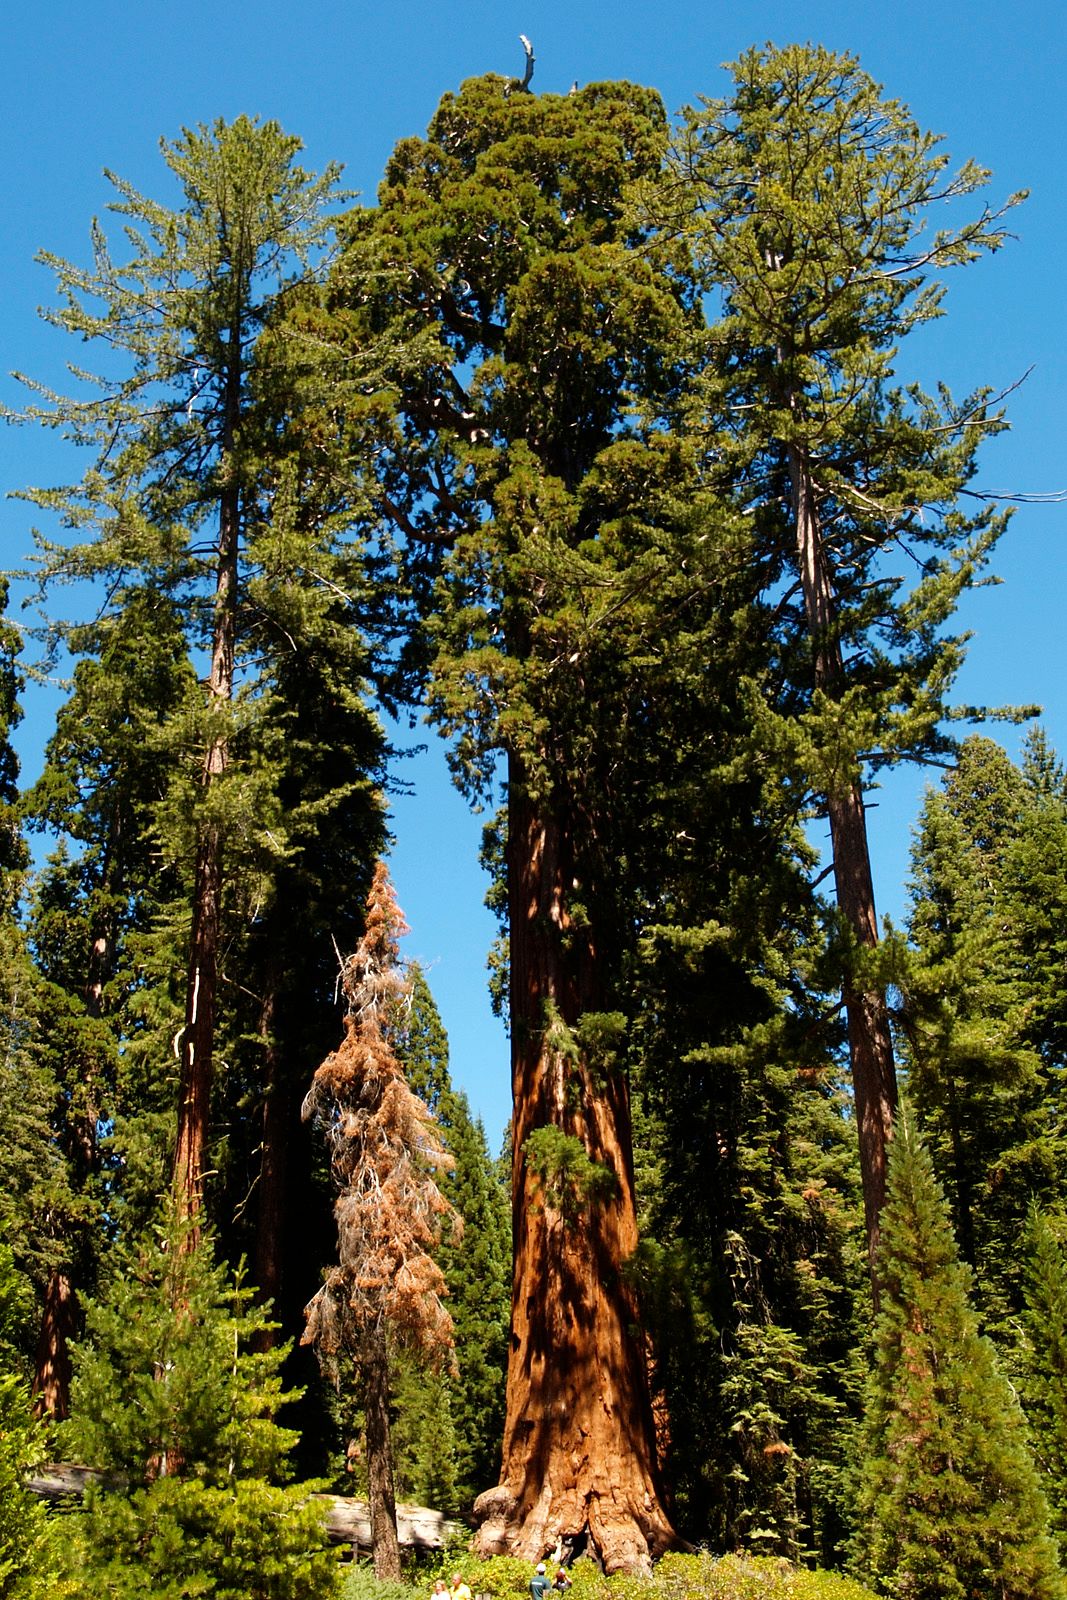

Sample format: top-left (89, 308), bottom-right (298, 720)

top-left (475, 755), bottom-right (675, 1573)
top-left (253, 983), bottom-right (285, 1343)
top-left (789, 444), bottom-right (897, 1273)
top-left (172, 337), bottom-right (240, 1229)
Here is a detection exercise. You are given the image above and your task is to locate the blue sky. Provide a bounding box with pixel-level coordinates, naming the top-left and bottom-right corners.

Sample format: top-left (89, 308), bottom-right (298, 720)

top-left (1, 0), bottom-right (1064, 1144)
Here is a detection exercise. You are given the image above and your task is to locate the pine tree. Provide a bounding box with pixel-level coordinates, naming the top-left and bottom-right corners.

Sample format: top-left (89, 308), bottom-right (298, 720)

top-left (660, 43), bottom-right (1027, 1274)
top-left (630, 871), bottom-right (867, 1561)
top-left (904, 735), bottom-right (1067, 1323)
top-left (60, 1212), bottom-right (338, 1600)
top-left (0, 1244), bottom-right (59, 1600)
top-left (18, 585), bottom-right (195, 1413)
top-left (13, 116), bottom-right (392, 1240)
top-left (1019, 1206), bottom-right (1067, 1550)
top-left (854, 1114), bottom-right (1063, 1599)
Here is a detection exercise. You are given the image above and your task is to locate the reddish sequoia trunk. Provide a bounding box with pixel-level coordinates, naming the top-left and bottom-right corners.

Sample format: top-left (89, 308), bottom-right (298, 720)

top-left (172, 335), bottom-right (240, 1231)
top-left (31, 1270), bottom-right (75, 1420)
top-left (474, 756), bottom-right (675, 1573)
top-left (789, 444), bottom-right (897, 1274)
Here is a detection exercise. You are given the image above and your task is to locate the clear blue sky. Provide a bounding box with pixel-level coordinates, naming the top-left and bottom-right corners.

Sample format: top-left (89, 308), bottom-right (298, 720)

top-left (1, 0), bottom-right (1064, 1145)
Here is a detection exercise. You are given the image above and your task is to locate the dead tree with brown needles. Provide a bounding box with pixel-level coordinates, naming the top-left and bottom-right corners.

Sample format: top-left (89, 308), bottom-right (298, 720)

top-left (302, 862), bottom-right (457, 1578)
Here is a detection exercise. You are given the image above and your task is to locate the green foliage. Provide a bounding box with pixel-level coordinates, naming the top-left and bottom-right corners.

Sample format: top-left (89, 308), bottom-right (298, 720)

top-left (343, 1553), bottom-right (876, 1600)
top-left (904, 734), bottom-right (1067, 1325)
top-left (391, 968), bottom-right (509, 1512)
top-left (14, 114), bottom-right (392, 1411)
top-left (342, 1564), bottom-right (414, 1600)
top-left (0, 1249), bottom-right (63, 1600)
top-left (854, 1114), bottom-right (1064, 1598)
top-left (663, 43), bottom-right (1027, 796)
top-left (523, 1125), bottom-right (620, 1221)
top-left (64, 1215), bottom-right (298, 1484)
top-left (388, 1353), bottom-right (459, 1513)
top-left (1020, 1207), bottom-right (1067, 1549)
top-left (56, 1215), bottom-right (338, 1600)
top-left (63, 1475), bottom-right (338, 1600)
top-left (629, 857), bottom-right (866, 1558)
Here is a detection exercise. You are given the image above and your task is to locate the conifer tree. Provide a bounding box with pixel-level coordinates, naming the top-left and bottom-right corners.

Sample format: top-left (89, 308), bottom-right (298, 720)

top-left (19, 585), bottom-right (195, 1412)
top-left (1019, 1206), bottom-right (1067, 1552)
top-left (61, 1213), bottom-right (338, 1600)
top-left (661, 43), bottom-right (1026, 1273)
top-left (905, 734), bottom-right (1067, 1323)
top-left (350, 72), bottom-right (700, 1568)
top-left (0, 586), bottom-right (79, 1419)
top-left (302, 863), bottom-right (456, 1578)
top-left (0, 1243), bottom-right (59, 1600)
top-left (14, 116), bottom-right (392, 1241)
top-left (854, 1114), bottom-right (1063, 1599)
top-left (396, 966), bottom-right (510, 1511)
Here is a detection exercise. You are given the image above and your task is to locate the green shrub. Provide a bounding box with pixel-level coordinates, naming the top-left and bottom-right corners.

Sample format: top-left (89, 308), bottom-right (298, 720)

top-left (327, 1549), bottom-right (876, 1600)
top-left (343, 1561), bottom-right (416, 1600)
top-left (61, 1475), bottom-right (339, 1600)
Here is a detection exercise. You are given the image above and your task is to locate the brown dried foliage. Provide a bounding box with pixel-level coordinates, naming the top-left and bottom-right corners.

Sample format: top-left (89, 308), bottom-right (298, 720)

top-left (302, 863), bottom-right (458, 1367)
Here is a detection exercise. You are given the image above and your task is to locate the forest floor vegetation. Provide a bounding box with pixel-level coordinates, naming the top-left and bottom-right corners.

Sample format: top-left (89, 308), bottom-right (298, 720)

top-left (343, 1552), bottom-right (874, 1600)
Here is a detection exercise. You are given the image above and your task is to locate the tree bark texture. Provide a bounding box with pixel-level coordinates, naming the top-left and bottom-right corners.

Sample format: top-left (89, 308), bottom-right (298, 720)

top-left (363, 1327), bottom-right (402, 1579)
top-left (31, 1270), bottom-right (75, 1420)
top-left (789, 444), bottom-right (897, 1274)
top-left (172, 818), bottom-right (225, 1227)
top-left (475, 756), bottom-right (675, 1574)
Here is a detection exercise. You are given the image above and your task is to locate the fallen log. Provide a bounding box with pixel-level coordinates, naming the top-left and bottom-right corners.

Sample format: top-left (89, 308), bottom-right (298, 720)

top-left (26, 1463), bottom-right (125, 1501)
top-left (26, 1464), bottom-right (465, 1550)
top-left (317, 1494), bottom-right (465, 1551)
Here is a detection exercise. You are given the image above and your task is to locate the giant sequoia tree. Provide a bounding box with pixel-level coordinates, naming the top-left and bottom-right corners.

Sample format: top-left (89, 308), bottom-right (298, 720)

top-left (660, 44), bottom-right (1024, 1270)
top-left (346, 73), bottom-right (694, 1567)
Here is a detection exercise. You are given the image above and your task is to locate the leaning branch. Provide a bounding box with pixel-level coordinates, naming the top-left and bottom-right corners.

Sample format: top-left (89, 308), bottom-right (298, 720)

top-left (517, 34), bottom-right (535, 91)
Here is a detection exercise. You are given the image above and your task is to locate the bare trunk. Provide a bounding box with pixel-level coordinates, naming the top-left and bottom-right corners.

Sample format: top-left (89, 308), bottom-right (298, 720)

top-left (789, 444), bottom-right (897, 1275)
top-left (31, 1270), bottom-right (75, 1420)
top-left (475, 755), bottom-right (675, 1574)
top-left (172, 336), bottom-right (241, 1231)
top-left (363, 1328), bottom-right (402, 1579)
top-left (253, 983), bottom-right (287, 1346)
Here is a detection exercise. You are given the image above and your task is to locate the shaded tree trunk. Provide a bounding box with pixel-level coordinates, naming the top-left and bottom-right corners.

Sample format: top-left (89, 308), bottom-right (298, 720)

top-left (253, 983), bottom-right (285, 1344)
top-left (31, 1269), bottom-right (75, 1420)
top-left (33, 851), bottom-right (115, 1417)
top-left (789, 444), bottom-right (897, 1274)
top-left (364, 1326), bottom-right (402, 1579)
top-left (475, 755), bottom-right (675, 1574)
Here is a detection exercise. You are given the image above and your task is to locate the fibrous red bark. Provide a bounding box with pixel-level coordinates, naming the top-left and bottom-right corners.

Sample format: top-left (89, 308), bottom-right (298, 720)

top-left (474, 760), bottom-right (675, 1574)
top-left (31, 1269), bottom-right (75, 1421)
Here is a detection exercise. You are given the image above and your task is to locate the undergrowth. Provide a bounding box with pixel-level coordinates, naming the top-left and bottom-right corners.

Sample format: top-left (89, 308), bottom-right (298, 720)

top-left (343, 1552), bottom-right (875, 1600)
